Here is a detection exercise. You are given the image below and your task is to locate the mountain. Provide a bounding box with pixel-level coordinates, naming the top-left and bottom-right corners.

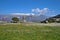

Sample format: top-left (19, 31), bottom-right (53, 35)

top-left (31, 15), bottom-right (47, 22)
top-left (0, 14), bottom-right (47, 22)
top-left (40, 14), bottom-right (60, 23)
top-left (19, 15), bottom-right (47, 22)
top-left (51, 14), bottom-right (60, 18)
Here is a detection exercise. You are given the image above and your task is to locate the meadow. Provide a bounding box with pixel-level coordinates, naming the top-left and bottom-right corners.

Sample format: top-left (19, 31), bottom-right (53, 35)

top-left (0, 23), bottom-right (60, 40)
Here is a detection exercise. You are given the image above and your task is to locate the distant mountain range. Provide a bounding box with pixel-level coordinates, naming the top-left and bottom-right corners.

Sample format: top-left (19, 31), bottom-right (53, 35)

top-left (0, 14), bottom-right (47, 22)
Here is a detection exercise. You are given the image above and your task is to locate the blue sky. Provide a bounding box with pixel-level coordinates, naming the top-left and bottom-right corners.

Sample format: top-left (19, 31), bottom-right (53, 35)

top-left (0, 0), bottom-right (60, 16)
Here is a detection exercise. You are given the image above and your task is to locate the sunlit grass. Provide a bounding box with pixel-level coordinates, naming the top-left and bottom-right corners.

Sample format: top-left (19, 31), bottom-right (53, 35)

top-left (0, 23), bottom-right (60, 40)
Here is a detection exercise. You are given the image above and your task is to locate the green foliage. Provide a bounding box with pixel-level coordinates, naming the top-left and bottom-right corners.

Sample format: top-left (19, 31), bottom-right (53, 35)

top-left (12, 17), bottom-right (19, 23)
top-left (48, 19), bottom-right (55, 23)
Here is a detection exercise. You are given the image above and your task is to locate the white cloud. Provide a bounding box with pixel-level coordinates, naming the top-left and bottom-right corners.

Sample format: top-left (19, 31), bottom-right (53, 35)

top-left (32, 9), bottom-right (35, 12)
top-left (35, 8), bottom-right (41, 12)
top-left (32, 8), bottom-right (41, 13)
top-left (10, 8), bottom-right (49, 16)
top-left (10, 13), bottom-right (35, 16)
top-left (32, 8), bottom-right (49, 15)
top-left (42, 8), bottom-right (48, 14)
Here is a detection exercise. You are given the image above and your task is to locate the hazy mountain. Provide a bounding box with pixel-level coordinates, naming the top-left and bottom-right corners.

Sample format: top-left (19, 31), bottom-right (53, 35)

top-left (31, 15), bottom-right (47, 22)
top-left (0, 14), bottom-right (47, 22)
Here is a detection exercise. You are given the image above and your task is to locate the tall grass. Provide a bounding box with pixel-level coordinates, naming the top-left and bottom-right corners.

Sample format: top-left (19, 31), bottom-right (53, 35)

top-left (0, 23), bottom-right (60, 40)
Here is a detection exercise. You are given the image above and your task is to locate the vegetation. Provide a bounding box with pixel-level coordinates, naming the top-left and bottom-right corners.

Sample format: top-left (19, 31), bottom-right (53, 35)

top-left (0, 23), bottom-right (60, 40)
top-left (12, 17), bottom-right (19, 23)
top-left (48, 18), bottom-right (55, 23)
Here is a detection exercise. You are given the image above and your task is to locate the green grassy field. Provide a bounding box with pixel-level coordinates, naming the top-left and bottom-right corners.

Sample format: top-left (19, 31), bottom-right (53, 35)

top-left (0, 23), bottom-right (60, 40)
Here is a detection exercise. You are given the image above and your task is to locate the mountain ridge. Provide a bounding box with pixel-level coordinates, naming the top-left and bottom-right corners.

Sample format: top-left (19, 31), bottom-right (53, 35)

top-left (0, 14), bottom-right (47, 22)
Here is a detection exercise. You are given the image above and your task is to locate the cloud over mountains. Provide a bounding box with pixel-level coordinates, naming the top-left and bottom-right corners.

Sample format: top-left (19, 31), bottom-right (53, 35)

top-left (10, 8), bottom-right (49, 16)
top-left (32, 8), bottom-right (49, 14)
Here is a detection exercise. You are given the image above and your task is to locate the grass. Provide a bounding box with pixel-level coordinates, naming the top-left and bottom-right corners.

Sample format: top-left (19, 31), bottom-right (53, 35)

top-left (0, 23), bottom-right (60, 40)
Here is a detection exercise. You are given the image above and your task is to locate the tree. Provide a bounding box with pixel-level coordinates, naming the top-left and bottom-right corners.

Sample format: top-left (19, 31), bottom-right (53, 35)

top-left (12, 17), bottom-right (19, 23)
top-left (48, 18), bottom-right (55, 23)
